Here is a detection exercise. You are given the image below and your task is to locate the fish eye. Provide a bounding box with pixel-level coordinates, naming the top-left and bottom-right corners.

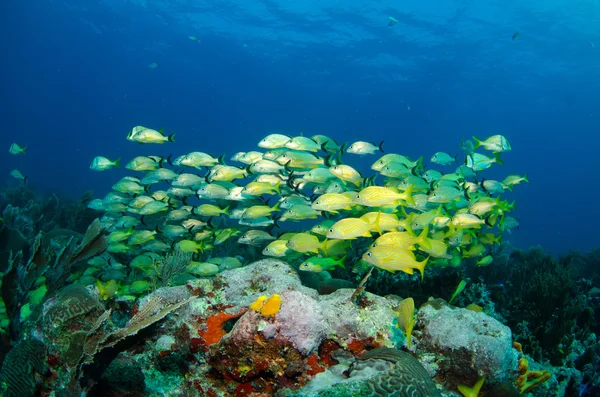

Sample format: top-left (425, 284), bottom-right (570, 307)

top-left (329, 228), bottom-right (334, 233)
top-left (356, 195), bottom-right (360, 199)
top-left (366, 252), bottom-right (372, 256)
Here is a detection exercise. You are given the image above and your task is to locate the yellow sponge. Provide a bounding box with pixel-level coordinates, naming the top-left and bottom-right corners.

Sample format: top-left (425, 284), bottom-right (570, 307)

top-left (260, 294), bottom-right (282, 317)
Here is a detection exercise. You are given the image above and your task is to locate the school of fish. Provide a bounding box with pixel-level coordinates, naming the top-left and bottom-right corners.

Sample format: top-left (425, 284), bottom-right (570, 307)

top-left (9, 126), bottom-right (528, 296)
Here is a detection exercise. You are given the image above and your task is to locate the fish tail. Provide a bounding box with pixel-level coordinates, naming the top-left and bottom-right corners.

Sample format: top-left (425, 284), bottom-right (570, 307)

top-left (465, 154), bottom-right (474, 168)
top-left (337, 255), bottom-right (347, 269)
top-left (457, 377), bottom-right (486, 397)
top-left (167, 133), bottom-right (176, 143)
top-left (416, 257), bottom-right (429, 281)
top-left (218, 154), bottom-right (225, 164)
top-left (524, 173), bottom-right (530, 183)
top-left (378, 140), bottom-right (385, 153)
top-left (418, 227), bottom-right (431, 250)
top-left (340, 142), bottom-right (349, 154)
top-left (114, 157), bottom-right (121, 168)
top-left (484, 214), bottom-right (495, 227)
top-left (494, 153), bottom-right (503, 165)
top-left (324, 152), bottom-right (335, 167)
top-left (319, 240), bottom-right (329, 257)
top-left (374, 212), bottom-right (383, 235)
top-left (472, 136), bottom-right (483, 148)
top-left (403, 184), bottom-right (415, 206)
top-left (415, 156), bottom-right (425, 173)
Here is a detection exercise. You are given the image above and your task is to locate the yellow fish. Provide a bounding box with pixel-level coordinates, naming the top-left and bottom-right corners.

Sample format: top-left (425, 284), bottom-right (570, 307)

top-left (286, 233), bottom-right (324, 254)
top-left (329, 164), bottom-right (363, 186)
top-left (326, 218), bottom-right (372, 240)
top-left (311, 193), bottom-right (354, 212)
top-left (258, 134), bottom-right (291, 149)
top-left (354, 185), bottom-right (414, 207)
top-left (362, 246), bottom-right (428, 279)
top-left (127, 126), bottom-right (175, 144)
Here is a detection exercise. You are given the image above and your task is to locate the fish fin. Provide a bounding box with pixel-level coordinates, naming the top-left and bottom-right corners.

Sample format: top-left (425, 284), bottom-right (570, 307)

top-left (23, 176), bottom-right (28, 184)
top-left (222, 205), bottom-right (230, 216)
top-left (472, 136), bottom-right (482, 148)
top-left (494, 153), bottom-right (503, 165)
top-left (205, 217), bottom-right (216, 229)
top-left (218, 154), bottom-right (225, 164)
top-left (286, 174), bottom-right (295, 189)
top-left (337, 255), bottom-right (347, 269)
top-left (457, 376), bottom-right (486, 397)
top-left (324, 153), bottom-right (334, 167)
top-left (415, 156), bottom-right (425, 173)
top-left (340, 142), bottom-right (348, 154)
top-left (167, 133), bottom-right (176, 143)
top-left (373, 212), bottom-right (383, 235)
top-left (416, 257), bottom-right (428, 281)
top-left (245, 164), bottom-right (253, 175)
top-left (418, 227), bottom-right (431, 250)
top-left (484, 214), bottom-right (496, 227)
top-left (114, 158), bottom-right (120, 168)
top-left (378, 140), bottom-right (385, 153)
top-left (402, 184), bottom-right (415, 206)
top-left (480, 178), bottom-right (487, 191)
top-left (524, 173), bottom-right (530, 183)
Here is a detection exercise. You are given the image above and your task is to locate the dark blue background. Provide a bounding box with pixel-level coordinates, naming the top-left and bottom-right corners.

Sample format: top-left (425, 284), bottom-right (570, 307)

top-left (1, 0), bottom-right (598, 254)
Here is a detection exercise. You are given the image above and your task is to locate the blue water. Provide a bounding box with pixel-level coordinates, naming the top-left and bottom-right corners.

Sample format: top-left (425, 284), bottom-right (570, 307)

top-left (1, 0), bottom-right (598, 254)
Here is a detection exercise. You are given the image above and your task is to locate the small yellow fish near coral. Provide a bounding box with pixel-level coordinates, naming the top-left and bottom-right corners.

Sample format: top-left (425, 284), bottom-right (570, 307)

top-left (394, 297), bottom-right (416, 348)
top-left (449, 279), bottom-right (467, 304)
top-left (249, 294), bottom-right (282, 317)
